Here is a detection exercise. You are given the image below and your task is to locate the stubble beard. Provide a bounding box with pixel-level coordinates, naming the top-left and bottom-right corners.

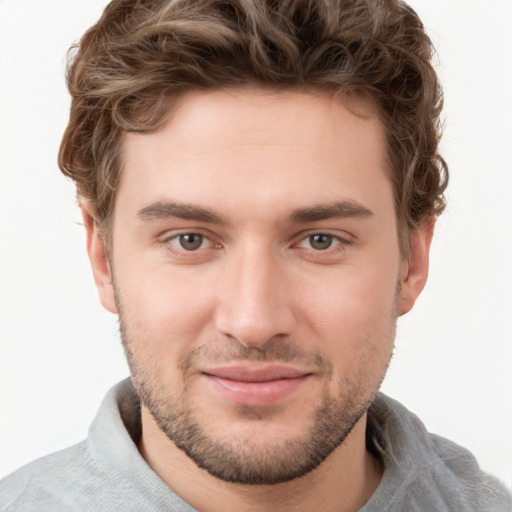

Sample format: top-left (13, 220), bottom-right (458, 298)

top-left (119, 325), bottom-right (395, 485)
top-left (114, 273), bottom-right (399, 486)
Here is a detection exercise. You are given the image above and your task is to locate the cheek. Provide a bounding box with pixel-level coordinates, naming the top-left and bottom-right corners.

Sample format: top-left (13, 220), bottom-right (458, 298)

top-left (115, 266), bottom-right (218, 359)
top-left (298, 265), bottom-right (398, 371)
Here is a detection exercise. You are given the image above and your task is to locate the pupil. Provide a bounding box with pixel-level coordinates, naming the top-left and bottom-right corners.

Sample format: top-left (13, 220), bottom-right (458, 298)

top-left (310, 234), bottom-right (332, 250)
top-left (179, 234), bottom-right (203, 250)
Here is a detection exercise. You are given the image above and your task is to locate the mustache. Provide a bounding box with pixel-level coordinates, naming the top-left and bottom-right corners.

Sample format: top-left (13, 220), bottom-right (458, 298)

top-left (178, 337), bottom-right (329, 373)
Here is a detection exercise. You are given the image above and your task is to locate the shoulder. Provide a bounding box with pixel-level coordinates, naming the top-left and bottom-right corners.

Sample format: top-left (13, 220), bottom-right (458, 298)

top-left (429, 434), bottom-right (512, 511)
top-left (0, 380), bottom-right (171, 512)
top-left (0, 441), bottom-right (121, 512)
top-left (0, 442), bottom-right (86, 511)
top-left (365, 394), bottom-right (512, 512)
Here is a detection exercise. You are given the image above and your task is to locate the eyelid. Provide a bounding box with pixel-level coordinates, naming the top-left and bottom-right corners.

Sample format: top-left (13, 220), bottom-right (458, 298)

top-left (157, 228), bottom-right (353, 256)
top-left (293, 229), bottom-right (353, 247)
top-left (170, 233), bottom-right (209, 251)
top-left (159, 229), bottom-right (222, 253)
top-left (160, 227), bottom-right (217, 241)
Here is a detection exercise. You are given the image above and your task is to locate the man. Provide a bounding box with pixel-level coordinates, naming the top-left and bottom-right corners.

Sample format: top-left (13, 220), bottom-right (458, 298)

top-left (0, 0), bottom-right (510, 510)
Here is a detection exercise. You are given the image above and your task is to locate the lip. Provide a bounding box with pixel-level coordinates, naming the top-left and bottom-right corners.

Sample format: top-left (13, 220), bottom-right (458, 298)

top-left (201, 365), bottom-right (312, 407)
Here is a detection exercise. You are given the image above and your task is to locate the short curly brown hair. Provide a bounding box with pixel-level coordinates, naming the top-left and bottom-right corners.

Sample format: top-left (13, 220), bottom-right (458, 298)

top-left (59, 0), bottom-right (448, 255)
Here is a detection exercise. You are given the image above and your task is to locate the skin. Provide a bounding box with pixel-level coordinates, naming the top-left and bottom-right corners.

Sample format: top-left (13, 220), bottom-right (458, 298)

top-left (83, 88), bottom-right (433, 512)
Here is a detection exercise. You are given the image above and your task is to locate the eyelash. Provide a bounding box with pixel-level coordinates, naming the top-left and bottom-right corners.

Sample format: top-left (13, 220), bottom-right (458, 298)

top-left (295, 233), bottom-right (347, 251)
top-left (159, 230), bottom-right (352, 257)
top-left (162, 231), bottom-right (220, 253)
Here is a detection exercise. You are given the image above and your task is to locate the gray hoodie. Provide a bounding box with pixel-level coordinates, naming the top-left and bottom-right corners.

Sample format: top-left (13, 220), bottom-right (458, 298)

top-left (1, 379), bottom-right (510, 511)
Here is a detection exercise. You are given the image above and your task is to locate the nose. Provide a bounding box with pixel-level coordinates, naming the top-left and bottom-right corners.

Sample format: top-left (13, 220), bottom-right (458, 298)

top-left (214, 245), bottom-right (297, 348)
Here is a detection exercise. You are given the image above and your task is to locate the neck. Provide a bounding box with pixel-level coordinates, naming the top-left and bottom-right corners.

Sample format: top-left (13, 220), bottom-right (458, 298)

top-left (139, 407), bottom-right (383, 512)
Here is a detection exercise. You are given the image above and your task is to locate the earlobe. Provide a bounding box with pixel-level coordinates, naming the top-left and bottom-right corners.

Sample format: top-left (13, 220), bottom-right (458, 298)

top-left (81, 206), bottom-right (118, 314)
top-left (397, 217), bottom-right (435, 316)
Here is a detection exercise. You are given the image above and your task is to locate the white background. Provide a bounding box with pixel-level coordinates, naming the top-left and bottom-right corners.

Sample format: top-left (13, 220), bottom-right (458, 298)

top-left (1, 0), bottom-right (511, 488)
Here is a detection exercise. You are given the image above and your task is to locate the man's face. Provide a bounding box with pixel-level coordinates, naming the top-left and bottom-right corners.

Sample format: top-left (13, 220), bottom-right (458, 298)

top-left (87, 89), bottom-right (430, 484)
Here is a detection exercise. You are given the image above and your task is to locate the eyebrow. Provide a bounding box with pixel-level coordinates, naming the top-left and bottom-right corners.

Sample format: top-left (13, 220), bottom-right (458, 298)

top-left (290, 201), bottom-right (374, 223)
top-left (137, 199), bottom-right (373, 225)
top-left (137, 201), bottom-right (228, 224)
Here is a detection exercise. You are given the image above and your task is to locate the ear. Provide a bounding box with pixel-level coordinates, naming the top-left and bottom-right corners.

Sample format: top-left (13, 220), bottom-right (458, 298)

top-left (81, 205), bottom-right (118, 314)
top-left (397, 217), bottom-right (435, 316)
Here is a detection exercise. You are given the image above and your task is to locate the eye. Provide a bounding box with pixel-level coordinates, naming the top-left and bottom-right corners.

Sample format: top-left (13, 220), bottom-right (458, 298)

top-left (165, 233), bottom-right (213, 252)
top-left (297, 233), bottom-right (341, 251)
top-left (308, 234), bottom-right (335, 251)
top-left (177, 233), bottom-right (205, 251)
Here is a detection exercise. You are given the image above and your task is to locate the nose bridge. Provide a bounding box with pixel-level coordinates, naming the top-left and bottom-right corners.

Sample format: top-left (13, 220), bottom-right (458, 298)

top-left (215, 239), bottom-right (295, 347)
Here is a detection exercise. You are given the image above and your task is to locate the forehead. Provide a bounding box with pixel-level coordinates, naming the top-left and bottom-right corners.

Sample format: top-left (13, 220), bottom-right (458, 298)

top-left (118, 88), bottom-right (392, 223)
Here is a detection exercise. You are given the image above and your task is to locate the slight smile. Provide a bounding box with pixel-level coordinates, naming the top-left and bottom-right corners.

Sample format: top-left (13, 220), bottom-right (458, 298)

top-left (201, 365), bottom-right (313, 407)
